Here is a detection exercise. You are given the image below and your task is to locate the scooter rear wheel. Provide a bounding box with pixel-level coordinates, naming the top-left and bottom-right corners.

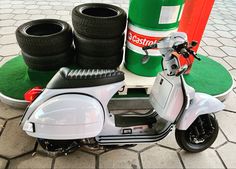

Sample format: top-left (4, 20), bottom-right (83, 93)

top-left (175, 114), bottom-right (219, 153)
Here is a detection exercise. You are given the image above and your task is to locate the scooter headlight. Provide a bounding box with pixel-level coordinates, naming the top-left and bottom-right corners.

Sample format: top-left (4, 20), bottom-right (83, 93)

top-left (23, 121), bottom-right (35, 133)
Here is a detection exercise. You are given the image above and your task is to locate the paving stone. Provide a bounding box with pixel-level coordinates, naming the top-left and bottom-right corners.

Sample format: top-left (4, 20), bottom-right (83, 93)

top-left (224, 57), bottom-right (236, 69)
top-left (27, 9), bottom-right (41, 15)
top-left (202, 37), bottom-right (222, 47)
top-left (157, 130), bottom-right (180, 150)
top-left (212, 19), bottom-right (227, 25)
top-left (29, 15), bottom-right (46, 20)
top-left (100, 149), bottom-right (140, 169)
top-left (0, 118), bottom-right (35, 158)
top-left (206, 19), bottom-right (214, 25)
top-left (0, 0), bottom-right (10, 4)
top-left (180, 149), bottom-right (224, 169)
top-left (198, 47), bottom-right (208, 56)
top-left (0, 26), bottom-right (17, 35)
top-left (39, 5), bottom-right (52, 10)
top-left (0, 44), bottom-right (20, 56)
top-left (23, 1), bottom-right (35, 5)
top-left (203, 30), bottom-right (220, 38)
top-left (56, 10), bottom-right (70, 16)
top-left (49, 2), bottom-right (61, 6)
top-left (230, 31), bottom-right (236, 36)
top-left (0, 158), bottom-right (7, 169)
top-left (223, 19), bottom-right (236, 25)
top-left (37, 2), bottom-right (49, 5)
top-left (0, 4), bottom-right (11, 9)
top-left (53, 6), bottom-right (66, 10)
top-left (9, 154), bottom-right (52, 169)
top-left (227, 24), bottom-right (236, 31)
top-left (221, 46), bottom-right (236, 56)
top-left (54, 151), bottom-right (95, 169)
top-left (215, 30), bottom-right (234, 38)
top-left (10, 1), bottom-right (24, 5)
top-left (229, 69), bottom-right (236, 81)
top-left (216, 110), bottom-right (236, 142)
top-left (217, 143), bottom-right (236, 169)
top-left (40, 9), bottom-right (56, 15)
top-left (128, 144), bottom-right (154, 152)
top-left (11, 4), bottom-right (25, 9)
top-left (211, 130), bottom-right (227, 148)
top-left (13, 14), bottom-right (30, 20)
top-left (60, 16), bottom-right (71, 23)
top-left (0, 14), bottom-right (14, 20)
top-left (44, 15), bottom-right (61, 19)
top-left (0, 34), bottom-right (17, 45)
top-left (0, 102), bottom-right (23, 119)
top-left (61, 2), bottom-right (74, 6)
top-left (12, 9), bottom-right (28, 14)
top-left (202, 46), bottom-right (227, 57)
top-left (206, 25), bottom-right (217, 31)
top-left (0, 9), bottom-right (13, 14)
top-left (199, 40), bottom-right (206, 47)
top-left (209, 57), bottom-right (232, 70)
top-left (0, 119), bottom-right (5, 133)
top-left (14, 20), bottom-right (30, 27)
top-left (213, 24), bottom-right (231, 31)
top-left (25, 5), bottom-right (39, 9)
top-left (218, 38), bottom-right (236, 47)
top-left (141, 145), bottom-right (182, 169)
top-left (211, 14), bottom-right (224, 20)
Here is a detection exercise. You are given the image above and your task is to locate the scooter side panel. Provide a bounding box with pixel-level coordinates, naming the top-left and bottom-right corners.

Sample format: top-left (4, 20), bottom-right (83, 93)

top-left (23, 94), bottom-right (104, 139)
top-left (176, 93), bottom-right (224, 130)
top-left (149, 72), bottom-right (184, 122)
top-left (21, 82), bottom-right (124, 125)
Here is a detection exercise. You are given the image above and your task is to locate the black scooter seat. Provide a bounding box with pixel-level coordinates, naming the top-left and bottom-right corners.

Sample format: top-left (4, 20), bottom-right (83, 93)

top-left (46, 67), bottom-right (124, 89)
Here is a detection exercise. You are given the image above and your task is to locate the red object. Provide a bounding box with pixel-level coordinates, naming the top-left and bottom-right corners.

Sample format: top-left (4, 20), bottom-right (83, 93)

top-left (178, 0), bottom-right (215, 73)
top-left (24, 86), bottom-right (43, 103)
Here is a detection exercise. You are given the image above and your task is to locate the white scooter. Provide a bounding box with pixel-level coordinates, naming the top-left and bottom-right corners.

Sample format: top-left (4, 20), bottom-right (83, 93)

top-left (20, 32), bottom-right (224, 154)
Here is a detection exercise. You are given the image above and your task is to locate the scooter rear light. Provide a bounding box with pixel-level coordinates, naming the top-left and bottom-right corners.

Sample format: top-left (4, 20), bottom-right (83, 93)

top-left (24, 86), bottom-right (43, 103)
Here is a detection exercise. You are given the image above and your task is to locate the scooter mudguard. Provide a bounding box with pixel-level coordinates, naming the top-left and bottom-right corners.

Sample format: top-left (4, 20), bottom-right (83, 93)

top-left (176, 93), bottom-right (224, 130)
top-left (23, 94), bottom-right (104, 140)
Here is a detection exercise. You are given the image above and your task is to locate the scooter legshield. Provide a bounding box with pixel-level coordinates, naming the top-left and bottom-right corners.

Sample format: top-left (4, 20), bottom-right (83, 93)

top-left (23, 94), bottom-right (104, 140)
top-left (176, 93), bottom-right (224, 130)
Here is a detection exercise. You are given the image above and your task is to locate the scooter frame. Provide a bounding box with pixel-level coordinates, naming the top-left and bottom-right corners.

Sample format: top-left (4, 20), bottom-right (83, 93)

top-left (21, 32), bottom-right (224, 146)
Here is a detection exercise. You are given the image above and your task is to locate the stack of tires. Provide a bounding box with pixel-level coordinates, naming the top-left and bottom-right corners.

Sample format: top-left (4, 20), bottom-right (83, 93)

top-left (72, 3), bottom-right (127, 69)
top-left (16, 19), bottom-right (74, 71)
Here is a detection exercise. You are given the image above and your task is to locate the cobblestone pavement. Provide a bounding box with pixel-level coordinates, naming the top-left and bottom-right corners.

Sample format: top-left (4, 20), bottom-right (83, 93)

top-left (0, 0), bottom-right (236, 168)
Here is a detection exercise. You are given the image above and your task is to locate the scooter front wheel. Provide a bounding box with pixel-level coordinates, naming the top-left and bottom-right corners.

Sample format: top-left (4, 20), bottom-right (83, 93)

top-left (175, 114), bottom-right (219, 153)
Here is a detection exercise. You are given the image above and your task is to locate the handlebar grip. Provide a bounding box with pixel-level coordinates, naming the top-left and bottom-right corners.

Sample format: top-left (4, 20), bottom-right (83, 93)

top-left (142, 44), bottom-right (158, 50)
top-left (188, 49), bottom-right (201, 61)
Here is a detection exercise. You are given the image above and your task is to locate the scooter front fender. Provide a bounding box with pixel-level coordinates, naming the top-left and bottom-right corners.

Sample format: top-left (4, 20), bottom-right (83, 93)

top-left (23, 94), bottom-right (104, 140)
top-left (176, 93), bottom-right (224, 130)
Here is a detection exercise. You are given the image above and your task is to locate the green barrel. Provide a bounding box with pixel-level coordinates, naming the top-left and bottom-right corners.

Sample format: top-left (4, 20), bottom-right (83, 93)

top-left (125, 0), bottom-right (185, 77)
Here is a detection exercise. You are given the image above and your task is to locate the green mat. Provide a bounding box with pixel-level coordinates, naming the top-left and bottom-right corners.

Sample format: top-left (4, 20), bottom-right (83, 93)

top-left (0, 55), bottom-right (233, 100)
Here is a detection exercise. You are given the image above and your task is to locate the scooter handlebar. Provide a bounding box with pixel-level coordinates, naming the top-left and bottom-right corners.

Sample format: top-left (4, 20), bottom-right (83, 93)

top-left (142, 44), bottom-right (158, 51)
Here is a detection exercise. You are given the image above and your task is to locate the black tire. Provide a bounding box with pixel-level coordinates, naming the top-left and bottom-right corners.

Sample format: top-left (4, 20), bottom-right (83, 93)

top-left (16, 19), bottom-right (73, 56)
top-left (72, 3), bottom-right (127, 39)
top-left (74, 32), bottom-right (125, 57)
top-left (175, 114), bottom-right (219, 153)
top-left (77, 50), bottom-right (123, 69)
top-left (22, 47), bottom-right (75, 71)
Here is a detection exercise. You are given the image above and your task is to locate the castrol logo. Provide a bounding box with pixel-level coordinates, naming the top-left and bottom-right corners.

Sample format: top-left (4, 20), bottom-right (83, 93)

top-left (127, 29), bottom-right (161, 48)
top-left (126, 23), bottom-right (177, 56)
